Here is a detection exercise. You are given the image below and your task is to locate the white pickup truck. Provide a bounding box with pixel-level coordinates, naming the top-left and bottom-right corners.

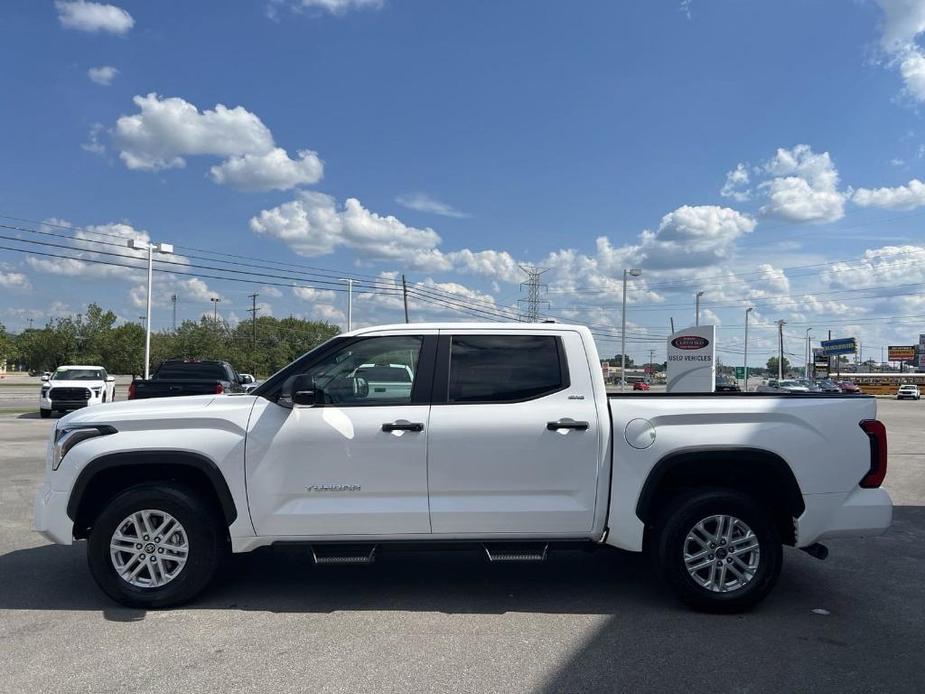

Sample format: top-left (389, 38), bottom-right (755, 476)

top-left (39, 365), bottom-right (117, 418)
top-left (33, 323), bottom-right (892, 612)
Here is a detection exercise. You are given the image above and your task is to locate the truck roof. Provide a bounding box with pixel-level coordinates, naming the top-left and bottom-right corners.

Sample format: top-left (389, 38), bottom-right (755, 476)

top-left (345, 322), bottom-right (586, 337)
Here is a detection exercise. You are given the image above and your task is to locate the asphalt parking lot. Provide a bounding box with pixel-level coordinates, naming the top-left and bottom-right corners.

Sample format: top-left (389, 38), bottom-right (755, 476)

top-left (1, 398), bottom-right (923, 693)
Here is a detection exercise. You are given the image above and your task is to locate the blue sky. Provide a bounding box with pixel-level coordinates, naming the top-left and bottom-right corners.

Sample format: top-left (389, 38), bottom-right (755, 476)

top-left (3, 0), bottom-right (925, 366)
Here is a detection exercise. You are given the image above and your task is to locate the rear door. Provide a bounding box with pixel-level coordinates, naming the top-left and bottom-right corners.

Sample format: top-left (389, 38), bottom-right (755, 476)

top-left (425, 330), bottom-right (602, 535)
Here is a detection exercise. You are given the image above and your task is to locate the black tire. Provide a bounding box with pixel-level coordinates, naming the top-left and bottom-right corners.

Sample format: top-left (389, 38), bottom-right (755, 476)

top-left (652, 488), bottom-right (782, 613)
top-left (39, 408), bottom-right (50, 419)
top-left (87, 483), bottom-right (225, 608)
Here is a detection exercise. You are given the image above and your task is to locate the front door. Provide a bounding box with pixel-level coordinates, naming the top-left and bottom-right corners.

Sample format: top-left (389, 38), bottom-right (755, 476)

top-left (426, 330), bottom-right (603, 536)
top-left (246, 334), bottom-right (435, 537)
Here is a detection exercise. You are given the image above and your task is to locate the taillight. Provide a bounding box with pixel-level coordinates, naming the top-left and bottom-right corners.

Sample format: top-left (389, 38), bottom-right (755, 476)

top-left (859, 419), bottom-right (887, 488)
top-left (214, 383), bottom-right (224, 394)
top-left (128, 382), bottom-right (136, 400)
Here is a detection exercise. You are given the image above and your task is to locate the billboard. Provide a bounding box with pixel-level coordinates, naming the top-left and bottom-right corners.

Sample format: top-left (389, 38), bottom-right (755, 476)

top-left (666, 325), bottom-right (715, 393)
top-left (888, 345), bottom-right (916, 362)
top-left (820, 337), bottom-right (857, 356)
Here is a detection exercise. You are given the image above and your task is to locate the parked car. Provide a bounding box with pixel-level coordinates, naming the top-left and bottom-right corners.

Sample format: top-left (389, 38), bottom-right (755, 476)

top-left (897, 384), bottom-right (920, 400)
top-left (816, 379), bottom-right (842, 393)
top-left (756, 379), bottom-right (811, 394)
top-left (39, 366), bottom-right (116, 418)
top-left (838, 381), bottom-right (861, 394)
top-left (352, 363), bottom-right (415, 400)
top-left (797, 379), bottom-right (822, 393)
top-left (238, 373), bottom-right (260, 393)
top-left (715, 379), bottom-right (741, 392)
top-left (34, 322), bottom-right (891, 613)
top-left (632, 381), bottom-right (650, 391)
top-left (128, 359), bottom-right (245, 400)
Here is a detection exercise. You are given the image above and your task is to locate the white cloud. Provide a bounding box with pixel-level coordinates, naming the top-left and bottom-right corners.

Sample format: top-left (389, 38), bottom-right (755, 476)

top-left (26, 221), bottom-right (152, 280)
top-left (758, 145), bottom-right (846, 223)
top-left (112, 93), bottom-right (324, 191)
top-left (209, 148), bottom-right (323, 191)
top-left (395, 192), bottom-right (470, 218)
top-left (720, 163), bottom-right (751, 201)
top-left (876, 0), bottom-right (925, 53)
top-left (271, 0), bottom-right (384, 16)
top-left (87, 65), bottom-right (118, 85)
top-left (56, 1), bottom-right (134, 34)
top-left (260, 286), bottom-right (283, 297)
top-left (0, 271), bottom-right (30, 290)
top-left (874, 1), bottom-right (925, 102)
top-left (852, 178), bottom-right (925, 210)
top-left (81, 123), bottom-right (106, 155)
top-left (291, 285), bottom-right (337, 303)
top-left (251, 191), bottom-right (448, 270)
top-left (114, 93), bottom-right (276, 171)
top-left (635, 205), bottom-right (756, 269)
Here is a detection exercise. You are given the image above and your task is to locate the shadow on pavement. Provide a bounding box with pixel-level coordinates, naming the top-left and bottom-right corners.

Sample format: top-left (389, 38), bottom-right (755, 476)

top-left (539, 506), bottom-right (925, 693)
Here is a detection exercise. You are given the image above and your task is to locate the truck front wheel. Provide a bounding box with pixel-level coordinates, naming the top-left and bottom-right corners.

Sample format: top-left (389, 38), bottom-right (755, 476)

top-left (87, 483), bottom-right (224, 608)
top-left (653, 489), bottom-right (782, 613)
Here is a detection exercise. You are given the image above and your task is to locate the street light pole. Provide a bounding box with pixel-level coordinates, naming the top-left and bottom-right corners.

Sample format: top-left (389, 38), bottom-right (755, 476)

top-left (210, 297), bottom-right (221, 322)
top-left (340, 278), bottom-right (354, 331)
top-left (744, 307), bottom-right (753, 390)
top-left (621, 268), bottom-right (642, 393)
top-left (776, 319), bottom-right (786, 382)
top-left (695, 291), bottom-right (704, 326)
top-left (128, 238), bottom-right (173, 381)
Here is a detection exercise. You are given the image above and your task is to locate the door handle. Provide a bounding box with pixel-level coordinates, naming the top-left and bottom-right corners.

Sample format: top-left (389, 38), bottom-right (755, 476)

top-left (382, 421), bottom-right (424, 432)
top-left (547, 419), bottom-right (589, 431)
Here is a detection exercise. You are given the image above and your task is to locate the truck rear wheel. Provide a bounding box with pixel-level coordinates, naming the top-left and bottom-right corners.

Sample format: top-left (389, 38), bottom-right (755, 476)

top-left (87, 483), bottom-right (224, 608)
top-left (653, 489), bottom-right (782, 613)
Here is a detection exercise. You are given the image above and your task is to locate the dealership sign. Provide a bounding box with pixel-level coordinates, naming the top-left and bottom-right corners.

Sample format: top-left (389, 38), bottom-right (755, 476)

top-left (820, 337), bottom-right (857, 356)
top-left (666, 325), bottom-right (715, 393)
top-left (888, 345), bottom-right (916, 362)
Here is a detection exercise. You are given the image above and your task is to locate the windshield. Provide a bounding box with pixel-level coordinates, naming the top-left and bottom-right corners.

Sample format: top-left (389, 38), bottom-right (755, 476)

top-left (52, 368), bottom-right (104, 381)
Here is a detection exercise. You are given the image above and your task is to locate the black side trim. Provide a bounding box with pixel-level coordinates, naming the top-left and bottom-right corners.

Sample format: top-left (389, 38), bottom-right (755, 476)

top-left (66, 451), bottom-right (238, 525)
top-left (635, 447), bottom-right (805, 523)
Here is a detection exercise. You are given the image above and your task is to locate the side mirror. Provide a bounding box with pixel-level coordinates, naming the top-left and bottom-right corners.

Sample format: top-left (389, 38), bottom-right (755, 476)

top-left (280, 374), bottom-right (318, 408)
top-left (41, 375), bottom-right (49, 382)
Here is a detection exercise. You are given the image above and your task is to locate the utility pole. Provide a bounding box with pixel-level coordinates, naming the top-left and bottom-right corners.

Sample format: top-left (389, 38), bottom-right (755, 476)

top-left (648, 349), bottom-right (655, 382)
top-left (171, 294), bottom-right (177, 332)
top-left (248, 293), bottom-right (259, 375)
top-left (670, 317), bottom-right (675, 334)
top-left (805, 328), bottom-right (812, 379)
top-left (340, 278), bottom-right (354, 331)
top-left (401, 274), bottom-right (410, 323)
top-left (210, 297), bottom-right (221, 322)
top-left (695, 291), bottom-right (704, 326)
top-left (27, 318), bottom-right (33, 330)
top-left (776, 319), bottom-right (786, 381)
top-left (744, 307), bottom-right (753, 390)
top-left (518, 265), bottom-right (550, 322)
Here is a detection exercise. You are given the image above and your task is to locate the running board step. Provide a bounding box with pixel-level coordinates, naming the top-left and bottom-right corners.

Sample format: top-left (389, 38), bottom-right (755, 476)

top-left (483, 543), bottom-right (549, 562)
top-left (310, 544), bottom-right (377, 565)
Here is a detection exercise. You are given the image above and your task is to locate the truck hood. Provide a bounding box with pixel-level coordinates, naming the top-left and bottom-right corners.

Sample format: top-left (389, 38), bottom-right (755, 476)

top-left (57, 393), bottom-right (255, 427)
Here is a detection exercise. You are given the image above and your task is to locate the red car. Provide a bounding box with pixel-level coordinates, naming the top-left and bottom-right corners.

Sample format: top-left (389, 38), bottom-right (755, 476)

top-left (633, 381), bottom-right (650, 391)
top-left (838, 381), bottom-right (861, 394)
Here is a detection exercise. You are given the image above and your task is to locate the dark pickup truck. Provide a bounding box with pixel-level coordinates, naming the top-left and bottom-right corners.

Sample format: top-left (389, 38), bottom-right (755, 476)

top-left (128, 359), bottom-right (245, 400)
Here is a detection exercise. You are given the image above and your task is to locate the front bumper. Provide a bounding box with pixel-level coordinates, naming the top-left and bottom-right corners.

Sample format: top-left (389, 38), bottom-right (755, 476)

top-left (796, 487), bottom-right (893, 546)
top-left (32, 481), bottom-right (73, 545)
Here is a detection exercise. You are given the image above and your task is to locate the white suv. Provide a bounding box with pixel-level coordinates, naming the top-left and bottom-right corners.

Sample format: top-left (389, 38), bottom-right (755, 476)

top-left (40, 366), bottom-right (116, 418)
top-left (897, 384), bottom-right (920, 400)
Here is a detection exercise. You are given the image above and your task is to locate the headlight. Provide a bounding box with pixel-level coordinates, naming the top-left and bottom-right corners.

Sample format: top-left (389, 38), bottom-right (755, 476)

top-left (41, 387), bottom-right (49, 396)
top-left (92, 387), bottom-right (102, 396)
top-left (52, 425), bottom-right (117, 470)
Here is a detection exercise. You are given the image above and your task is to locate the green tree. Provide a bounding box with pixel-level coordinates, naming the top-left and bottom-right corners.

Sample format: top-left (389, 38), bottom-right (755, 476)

top-left (766, 356), bottom-right (790, 376)
top-left (0, 322), bottom-right (16, 366)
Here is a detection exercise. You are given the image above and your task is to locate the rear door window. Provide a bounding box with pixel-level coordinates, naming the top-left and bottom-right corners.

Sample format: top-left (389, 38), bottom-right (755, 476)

top-left (447, 335), bottom-right (567, 403)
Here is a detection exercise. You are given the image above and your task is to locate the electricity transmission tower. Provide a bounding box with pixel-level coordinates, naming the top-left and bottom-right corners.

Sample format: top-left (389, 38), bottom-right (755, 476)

top-left (518, 265), bottom-right (550, 322)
